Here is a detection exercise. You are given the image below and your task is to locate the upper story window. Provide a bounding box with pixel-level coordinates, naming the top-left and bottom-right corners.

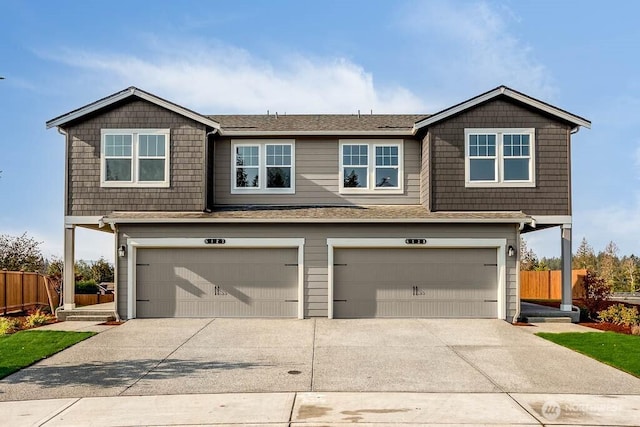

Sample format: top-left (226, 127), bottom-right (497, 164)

top-left (101, 129), bottom-right (170, 188)
top-left (339, 139), bottom-right (403, 194)
top-left (231, 140), bottom-right (295, 194)
top-left (465, 128), bottom-right (535, 188)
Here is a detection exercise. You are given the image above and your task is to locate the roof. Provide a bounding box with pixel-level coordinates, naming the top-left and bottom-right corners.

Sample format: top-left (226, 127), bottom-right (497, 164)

top-left (414, 85), bottom-right (591, 130)
top-left (46, 87), bottom-right (221, 130)
top-left (208, 114), bottom-right (426, 136)
top-left (103, 206), bottom-right (532, 224)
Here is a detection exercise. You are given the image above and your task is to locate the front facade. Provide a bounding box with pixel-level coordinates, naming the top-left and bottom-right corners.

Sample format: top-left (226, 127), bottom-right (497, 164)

top-left (48, 86), bottom-right (590, 322)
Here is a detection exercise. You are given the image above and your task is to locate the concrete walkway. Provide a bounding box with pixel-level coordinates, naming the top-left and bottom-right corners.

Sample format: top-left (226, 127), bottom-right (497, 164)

top-left (3, 392), bottom-right (640, 426)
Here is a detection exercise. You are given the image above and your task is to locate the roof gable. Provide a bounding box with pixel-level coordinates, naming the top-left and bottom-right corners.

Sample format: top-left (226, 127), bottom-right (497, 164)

top-left (46, 87), bottom-right (220, 130)
top-left (413, 86), bottom-right (591, 131)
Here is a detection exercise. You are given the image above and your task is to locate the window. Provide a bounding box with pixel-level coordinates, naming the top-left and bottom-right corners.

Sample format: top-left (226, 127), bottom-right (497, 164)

top-left (232, 140), bottom-right (295, 194)
top-left (465, 128), bottom-right (535, 187)
top-left (101, 129), bottom-right (170, 187)
top-left (339, 140), bottom-right (403, 193)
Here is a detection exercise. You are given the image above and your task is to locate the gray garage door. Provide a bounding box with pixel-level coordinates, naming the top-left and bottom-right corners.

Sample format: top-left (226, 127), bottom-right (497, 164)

top-left (136, 248), bottom-right (298, 318)
top-left (334, 248), bottom-right (498, 318)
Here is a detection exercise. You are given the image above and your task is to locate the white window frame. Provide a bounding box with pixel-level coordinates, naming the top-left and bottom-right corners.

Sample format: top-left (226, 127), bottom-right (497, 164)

top-left (339, 139), bottom-right (404, 194)
top-left (100, 129), bottom-right (170, 188)
top-left (231, 139), bottom-right (295, 194)
top-left (464, 128), bottom-right (535, 188)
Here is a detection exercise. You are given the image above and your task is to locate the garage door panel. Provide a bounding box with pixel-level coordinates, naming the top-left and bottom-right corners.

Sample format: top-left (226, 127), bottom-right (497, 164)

top-left (334, 247), bottom-right (498, 318)
top-left (136, 248), bottom-right (298, 318)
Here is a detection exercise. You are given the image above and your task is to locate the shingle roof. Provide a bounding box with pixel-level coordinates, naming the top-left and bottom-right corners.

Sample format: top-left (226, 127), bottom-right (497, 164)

top-left (103, 206), bottom-right (531, 224)
top-left (208, 114), bottom-right (427, 133)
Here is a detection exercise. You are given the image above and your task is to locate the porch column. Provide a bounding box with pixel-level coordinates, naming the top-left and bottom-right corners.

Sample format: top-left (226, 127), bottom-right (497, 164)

top-left (63, 224), bottom-right (76, 310)
top-left (560, 223), bottom-right (572, 311)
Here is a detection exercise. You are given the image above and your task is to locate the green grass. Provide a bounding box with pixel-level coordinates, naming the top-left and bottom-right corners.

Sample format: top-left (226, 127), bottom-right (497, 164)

top-left (537, 332), bottom-right (640, 377)
top-left (0, 330), bottom-right (95, 379)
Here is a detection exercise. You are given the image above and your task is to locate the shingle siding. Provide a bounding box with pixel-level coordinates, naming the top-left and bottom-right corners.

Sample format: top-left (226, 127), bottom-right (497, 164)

top-left (66, 99), bottom-right (207, 216)
top-left (429, 98), bottom-right (571, 215)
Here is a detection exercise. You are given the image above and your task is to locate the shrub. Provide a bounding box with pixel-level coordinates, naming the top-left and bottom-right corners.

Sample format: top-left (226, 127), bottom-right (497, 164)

top-left (577, 305), bottom-right (590, 323)
top-left (0, 317), bottom-right (22, 335)
top-left (583, 270), bottom-right (612, 319)
top-left (598, 304), bottom-right (640, 327)
top-left (632, 325), bottom-right (640, 336)
top-left (24, 310), bottom-right (53, 328)
top-left (75, 280), bottom-right (98, 294)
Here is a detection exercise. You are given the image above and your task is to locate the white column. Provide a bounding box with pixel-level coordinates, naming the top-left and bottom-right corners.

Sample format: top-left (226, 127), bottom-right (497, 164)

top-left (63, 225), bottom-right (76, 310)
top-left (560, 223), bottom-right (573, 311)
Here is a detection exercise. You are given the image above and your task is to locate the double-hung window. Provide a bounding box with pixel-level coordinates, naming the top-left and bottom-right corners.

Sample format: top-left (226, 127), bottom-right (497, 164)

top-left (101, 129), bottom-right (170, 187)
top-left (339, 139), bottom-right (403, 193)
top-left (232, 140), bottom-right (295, 194)
top-left (465, 128), bottom-right (535, 187)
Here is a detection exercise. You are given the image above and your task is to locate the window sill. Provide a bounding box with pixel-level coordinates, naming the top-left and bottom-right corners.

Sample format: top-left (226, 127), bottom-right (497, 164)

top-left (339, 188), bottom-right (405, 195)
top-left (100, 182), bottom-right (170, 188)
top-left (465, 181), bottom-right (536, 188)
top-left (231, 188), bottom-right (296, 195)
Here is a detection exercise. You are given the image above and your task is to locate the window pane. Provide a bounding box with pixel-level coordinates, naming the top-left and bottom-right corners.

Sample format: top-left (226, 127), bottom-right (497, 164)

top-left (139, 159), bottom-right (165, 181)
top-left (469, 159), bottom-right (495, 181)
top-left (375, 145), bottom-right (399, 166)
top-left (236, 146), bottom-right (259, 166)
top-left (266, 145), bottom-right (291, 166)
top-left (139, 135), bottom-right (148, 156)
top-left (105, 159), bottom-right (132, 181)
top-left (375, 168), bottom-right (398, 188)
top-left (105, 134), bottom-right (132, 157)
top-left (343, 167), bottom-right (368, 188)
top-left (236, 167), bottom-right (259, 187)
top-left (267, 167), bottom-right (291, 188)
top-left (343, 145), bottom-right (368, 166)
top-left (504, 158), bottom-right (530, 181)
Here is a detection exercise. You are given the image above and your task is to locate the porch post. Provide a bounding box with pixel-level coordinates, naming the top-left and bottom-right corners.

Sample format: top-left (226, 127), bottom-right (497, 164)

top-left (560, 223), bottom-right (572, 311)
top-left (63, 224), bottom-right (76, 310)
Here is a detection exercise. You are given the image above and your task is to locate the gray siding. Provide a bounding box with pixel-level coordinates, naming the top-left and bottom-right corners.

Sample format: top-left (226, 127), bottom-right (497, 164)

top-left (66, 99), bottom-right (207, 216)
top-left (420, 132), bottom-right (430, 209)
top-left (430, 98), bottom-right (571, 215)
top-left (214, 137), bottom-right (421, 205)
top-left (116, 223), bottom-right (518, 321)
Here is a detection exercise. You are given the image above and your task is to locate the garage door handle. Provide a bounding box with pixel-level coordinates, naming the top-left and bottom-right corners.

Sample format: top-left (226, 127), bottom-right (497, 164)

top-left (333, 299), bottom-right (347, 302)
top-left (484, 299), bottom-right (498, 302)
top-left (285, 300), bottom-right (298, 302)
top-left (136, 299), bottom-right (150, 302)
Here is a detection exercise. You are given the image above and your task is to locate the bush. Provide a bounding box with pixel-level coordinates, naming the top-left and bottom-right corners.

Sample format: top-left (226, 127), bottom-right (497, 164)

top-left (598, 304), bottom-right (640, 327)
top-left (632, 325), bottom-right (640, 336)
top-left (577, 305), bottom-right (590, 323)
top-left (0, 317), bottom-right (22, 335)
top-left (75, 280), bottom-right (98, 294)
top-left (583, 270), bottom-right (612, 319)
top-left (24, 309), bottom-right (53, 328)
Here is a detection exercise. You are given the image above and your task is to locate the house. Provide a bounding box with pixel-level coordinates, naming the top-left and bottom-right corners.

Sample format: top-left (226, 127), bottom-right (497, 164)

top-left (47, 85), bottom-right (590, 322)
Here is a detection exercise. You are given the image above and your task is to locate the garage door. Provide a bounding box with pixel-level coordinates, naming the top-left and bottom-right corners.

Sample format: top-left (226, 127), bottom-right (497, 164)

top-left (136, 248), bottom-right (298, 318)
top-left (333, 248), bottom-right (497, 318)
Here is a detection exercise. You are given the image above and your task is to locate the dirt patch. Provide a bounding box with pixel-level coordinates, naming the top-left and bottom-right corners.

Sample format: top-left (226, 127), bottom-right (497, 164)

top-left (297, 405), bottom-right (332, 420)
top-left (513, 322), bottom-right (535, 327)
top-left (579, 322), bottom-right (633, 334)
top-left (100, 320), bottom-right (125, 326)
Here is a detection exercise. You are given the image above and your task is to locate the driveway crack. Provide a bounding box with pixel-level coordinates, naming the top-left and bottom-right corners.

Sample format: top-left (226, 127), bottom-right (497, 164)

top-left (119, 318), bottom-right (216, 395)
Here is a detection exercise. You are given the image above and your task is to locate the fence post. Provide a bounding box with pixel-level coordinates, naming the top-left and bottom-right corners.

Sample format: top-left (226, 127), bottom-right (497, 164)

top-left (20, 271), bottom-right (24, 311)
top-left (2, 269), bottom-right (6, 315)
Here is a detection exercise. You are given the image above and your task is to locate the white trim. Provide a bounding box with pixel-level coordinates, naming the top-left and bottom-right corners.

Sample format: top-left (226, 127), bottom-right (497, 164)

top-left (465, 128), bottom-right (536, 188)
top-left (221, 130), bottom-right (414, 137)
top-left (326, 237), bottom-right (507, 320)
top-left (230, 139), bottom-right (295, 194)
top-left (414, 86), bottom-right (591, 130)
top-left (47, 87), bottom-right (220, 130)
top-left (531, 215), bottom-right (572, 225)
top-left (126, 237), bottom-right (305, 320)
top-left (101, 129), bottom-right (170, 188)
top-left (64, 216), bottom-right (104, 225)
top-left (339, 139), bottom-right (404, 194)
top-left (105, 216), bottom-right (532, 225)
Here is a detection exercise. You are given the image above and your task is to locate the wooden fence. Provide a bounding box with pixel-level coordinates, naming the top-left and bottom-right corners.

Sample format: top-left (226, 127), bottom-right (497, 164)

top-left (75, 293), bottom-right (114, 306)
top-left (0, 270), bottom-right (60, 314)
top-left (520, 269), bottom-right (587, 300)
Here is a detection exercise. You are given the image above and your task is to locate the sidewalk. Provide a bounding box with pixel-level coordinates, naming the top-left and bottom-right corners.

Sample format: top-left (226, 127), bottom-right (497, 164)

top-left (3, 391), bottom-right (639, 426)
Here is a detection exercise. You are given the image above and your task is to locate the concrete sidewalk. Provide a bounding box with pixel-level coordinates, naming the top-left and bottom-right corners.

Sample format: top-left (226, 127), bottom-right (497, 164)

top-left (3, 391), bottom-right (639, 426)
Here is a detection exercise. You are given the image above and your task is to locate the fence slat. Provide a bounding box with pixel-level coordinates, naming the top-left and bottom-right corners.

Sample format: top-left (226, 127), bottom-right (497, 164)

top-left (0, 271), bottom-right (60, 314)
top-left (520, 269), bottom-right (587, 300)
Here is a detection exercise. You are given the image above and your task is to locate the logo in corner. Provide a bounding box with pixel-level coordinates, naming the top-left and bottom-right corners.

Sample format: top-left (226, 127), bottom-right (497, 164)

top-left (541, 400), bottom-right (561, 420)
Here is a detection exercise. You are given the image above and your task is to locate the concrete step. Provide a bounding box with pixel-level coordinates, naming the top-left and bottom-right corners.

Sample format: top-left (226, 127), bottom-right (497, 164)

top-left (65, 314), bottom-right (115, 322)
top-left (524, 316), bottom-right (573, 323)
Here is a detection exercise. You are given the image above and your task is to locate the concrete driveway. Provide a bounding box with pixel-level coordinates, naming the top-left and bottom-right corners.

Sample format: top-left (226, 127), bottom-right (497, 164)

top-left (1, 318), bottom-right (640, 402)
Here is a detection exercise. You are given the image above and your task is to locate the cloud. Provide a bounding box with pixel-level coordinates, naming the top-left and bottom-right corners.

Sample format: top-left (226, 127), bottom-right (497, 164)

top-left (399, 0), bottom-right (555, 104)
top-left (46, 41), bottom-right (427, 114)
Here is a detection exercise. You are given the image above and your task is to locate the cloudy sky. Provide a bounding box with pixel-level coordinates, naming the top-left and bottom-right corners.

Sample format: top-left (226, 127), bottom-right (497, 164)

top-left (1, 0), bottom-right (638, 262)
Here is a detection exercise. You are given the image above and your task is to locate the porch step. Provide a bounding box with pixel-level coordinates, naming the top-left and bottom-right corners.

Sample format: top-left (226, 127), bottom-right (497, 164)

top-left (524, 316), bottom-right (573, 323)
top-left (64, 314), bottom-right (116, 322)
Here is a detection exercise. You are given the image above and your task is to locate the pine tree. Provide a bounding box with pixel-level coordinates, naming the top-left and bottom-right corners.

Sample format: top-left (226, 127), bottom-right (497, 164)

top-left (573, 237), bottom-right (597, 270)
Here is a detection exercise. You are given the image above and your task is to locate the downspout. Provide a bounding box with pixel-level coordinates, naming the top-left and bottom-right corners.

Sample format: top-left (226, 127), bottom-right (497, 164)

top-left (513, 218), bottom-right (535, 324)
top-left (203, 129), bottom-right (218, 212)
top-left (58, 127), bottom-right (69, 309)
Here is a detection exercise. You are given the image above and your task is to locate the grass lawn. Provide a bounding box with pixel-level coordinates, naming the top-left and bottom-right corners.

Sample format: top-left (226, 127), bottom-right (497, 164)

top-left (0, 330), bottom-right (95, 379)
top-left (537, 332), bottom-right (640, 377)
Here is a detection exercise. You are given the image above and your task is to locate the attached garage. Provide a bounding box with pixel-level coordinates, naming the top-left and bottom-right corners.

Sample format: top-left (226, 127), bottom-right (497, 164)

top-left (328, 238), bottom-right (507, 319)
top-left (127, 238), bottom-right (305, 319)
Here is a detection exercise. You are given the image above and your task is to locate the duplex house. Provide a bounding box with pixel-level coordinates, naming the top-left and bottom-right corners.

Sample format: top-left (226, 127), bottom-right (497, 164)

top-left (47, 86), bottom-right (590, 322)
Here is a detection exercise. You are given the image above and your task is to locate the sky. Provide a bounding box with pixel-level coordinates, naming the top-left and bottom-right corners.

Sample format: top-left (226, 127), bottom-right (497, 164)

top-left (1, 0), bottom-right (639, 263)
